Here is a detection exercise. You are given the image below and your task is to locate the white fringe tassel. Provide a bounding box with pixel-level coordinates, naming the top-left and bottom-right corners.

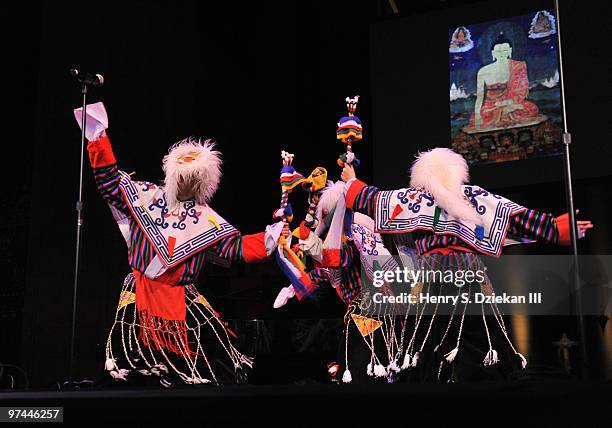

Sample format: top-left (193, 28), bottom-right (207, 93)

top-left (342, 369), bottom-right (352, 383)
top-left (517, 352), bottom-right (528, 369)
top-left (373, 364), bottom-right (387, 378)
top-left (483, 349), bottom-right (499, 366)
top-left (105, 358), bottom-right (130, 381)
top-left (401, 352), bottom-right (412, 370)
top-left (109, 369), bottom-right (130, 381)
top-left (444, 347), bottom-right (459, 363)
top-left (105, 358), bottom-right (118, 372)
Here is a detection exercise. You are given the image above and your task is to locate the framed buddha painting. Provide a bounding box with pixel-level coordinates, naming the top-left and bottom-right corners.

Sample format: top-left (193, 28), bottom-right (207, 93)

top-left (449, 10), bottom-right (563, 165)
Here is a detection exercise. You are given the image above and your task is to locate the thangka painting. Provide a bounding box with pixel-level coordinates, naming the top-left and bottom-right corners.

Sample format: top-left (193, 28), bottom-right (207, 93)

top-left (449, 10), bottom-right (562, 165)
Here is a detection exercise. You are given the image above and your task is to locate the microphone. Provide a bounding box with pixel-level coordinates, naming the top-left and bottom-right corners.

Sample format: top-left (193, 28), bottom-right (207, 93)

top-left (70, 68), bottom-right (104, 87)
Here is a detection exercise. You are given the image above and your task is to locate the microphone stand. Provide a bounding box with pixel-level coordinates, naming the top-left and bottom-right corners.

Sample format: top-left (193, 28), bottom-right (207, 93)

top-left (554, 0), bottom-right (588, 379)
top-left (63, 82), bottom-right (91, 389)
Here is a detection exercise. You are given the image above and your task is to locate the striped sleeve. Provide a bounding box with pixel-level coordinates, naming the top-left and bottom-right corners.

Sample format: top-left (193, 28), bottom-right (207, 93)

top-left (92, 164), bottom-right (129, 214)
top-left (508, 209), bottom-right (558, 244)
top-left (213, 232), bottom-right (272, 263)
top-left (351, 185), bottom-right (379, 219)
top-left (212, 234), bottom-right (243, 262)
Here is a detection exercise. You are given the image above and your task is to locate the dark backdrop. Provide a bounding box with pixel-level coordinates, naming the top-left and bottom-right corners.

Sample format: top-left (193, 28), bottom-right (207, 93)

top-left (371, 0), bottom-right (612, 190)
top-left (15, 0), bottom-right (376, 387)
top-left (1, 0), bottom-right (609, 388)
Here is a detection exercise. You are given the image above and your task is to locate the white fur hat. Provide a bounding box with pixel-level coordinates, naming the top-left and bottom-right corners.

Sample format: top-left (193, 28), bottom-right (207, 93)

top-left (162, 138), bottom-right (222, 210)
top-left (409, 147), bottom-right (481, 224)
top-left (313, 180), bottom-right (376, 237)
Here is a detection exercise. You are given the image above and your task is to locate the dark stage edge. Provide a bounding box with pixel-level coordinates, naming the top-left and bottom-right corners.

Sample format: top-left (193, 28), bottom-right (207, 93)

top-left (1, 381), bottom-right (611, 425)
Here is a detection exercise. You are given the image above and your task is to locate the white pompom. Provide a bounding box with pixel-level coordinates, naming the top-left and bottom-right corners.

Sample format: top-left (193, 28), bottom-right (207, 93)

top-left (483, 349), bottom-right (499, 366)
top-left (445, 347), bottom-right (459, 363)
top-left (104, 358), bottom-right (118, 372)
top-left (401, 352), bottom-right (412, 370)
top-left (366, 362), bottom-right (374, 376)
top-left (374, 364), bottom-right (387, 377)
top-left (342, 369), bottom-right (352, 383)
top-left (411, 351), bottom-right (420, 368)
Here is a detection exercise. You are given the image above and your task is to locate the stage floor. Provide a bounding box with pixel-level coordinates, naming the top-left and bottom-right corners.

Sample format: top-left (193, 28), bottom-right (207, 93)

top-left (1, 381), bottom-right (610, 425)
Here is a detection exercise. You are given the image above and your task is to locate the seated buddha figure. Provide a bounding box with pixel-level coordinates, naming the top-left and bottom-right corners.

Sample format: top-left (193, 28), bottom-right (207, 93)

top-left (464, 34), bottom-right (546, 133)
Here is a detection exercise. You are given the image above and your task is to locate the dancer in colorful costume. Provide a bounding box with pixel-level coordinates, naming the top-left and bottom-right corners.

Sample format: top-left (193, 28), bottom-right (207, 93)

top-left (281, 182), bottom-right (411, 383)
top-left (340, 146), bottom-right (593, 381)
top-left (271, 152), bottom-right (326, 301)
top-left (76, 103), bottom-right (288, 385)
top-left (275, 97), bottom-right (411, 383)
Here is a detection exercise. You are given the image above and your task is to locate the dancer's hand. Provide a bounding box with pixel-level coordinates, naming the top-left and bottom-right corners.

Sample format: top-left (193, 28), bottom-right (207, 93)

top-left (281, 223), bottom-right (291, 238)
top-left (556, 210), bottom-right (594, 244)
top-left (341, 164), bottom-right (356, 182)
top-left (575, 210), bottom-right (594, 238)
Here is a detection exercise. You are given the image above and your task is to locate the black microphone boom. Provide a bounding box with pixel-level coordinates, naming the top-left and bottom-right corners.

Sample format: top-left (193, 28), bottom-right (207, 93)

top-left (70, 68), bottom-right (104, 87)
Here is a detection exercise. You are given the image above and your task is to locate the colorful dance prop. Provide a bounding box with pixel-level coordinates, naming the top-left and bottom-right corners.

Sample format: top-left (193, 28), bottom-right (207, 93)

top-left (336, 95), bottom-right (362, 168)
top-left (273, 151), bottom-right (304, 222)
top-left (300, 166), bottom-right (328, 231)
top-left (273, 151), bottom-right (315, 299)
